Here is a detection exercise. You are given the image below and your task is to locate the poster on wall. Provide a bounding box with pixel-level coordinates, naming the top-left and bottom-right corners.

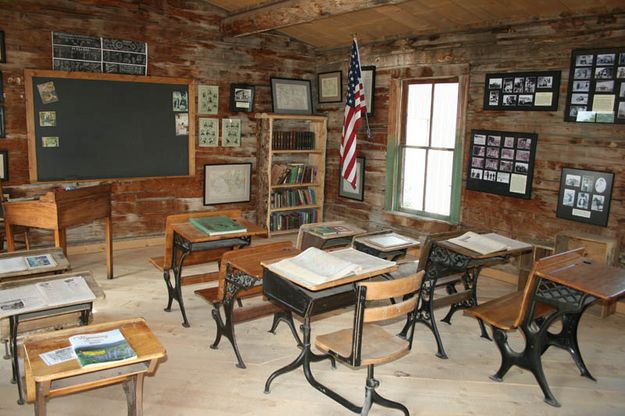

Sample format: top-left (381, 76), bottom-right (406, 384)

top-left (565, 47), bottom-right (625, 124)
top-left (483, 71), bottom-right (561, 111)
top-left (556, 168), bottom-right (613, 226)
top-left (466, 129), bottom-right (537, 199)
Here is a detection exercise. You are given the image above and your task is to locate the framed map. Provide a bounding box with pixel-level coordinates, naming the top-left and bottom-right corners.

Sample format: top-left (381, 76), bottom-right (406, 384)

top-left (203, 163), bottom-right (251, 205)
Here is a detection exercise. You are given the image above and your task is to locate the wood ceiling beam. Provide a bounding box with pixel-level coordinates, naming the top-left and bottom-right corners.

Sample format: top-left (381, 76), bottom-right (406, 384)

top-left (221, 0), bottom-right (412, 37)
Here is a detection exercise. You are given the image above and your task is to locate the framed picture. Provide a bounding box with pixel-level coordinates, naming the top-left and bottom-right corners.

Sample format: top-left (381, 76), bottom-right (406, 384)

top-left (0, 31), bottom-right (5, 64)
top-left (229, 84), bottom-right (255, 113)
top-left (270, 77), bottom-right (312, 115)
top-left (466, 129), bottom-right (537, 199)
top-left (318, 71), bottom-right (342, 103)
top-left (361, 65), bottom-right (376, 116)
top-left (0, 106), bottom-right (5, 138)
top-left (0, 150), bottom-right (7, 180)
top-left (198, 85), bottom-right (218, 114)
top-left (203, 163), bottom-right (252, 205)
top-left (198, 118), bottom-right (219, 147)
top-left (221, 118), bottom-right (241, 147)
top-left (484, 71), bottom-right (560, 111)
top-left (565, 47), bottom-right (625, 124)
top-left (339, 157), bottom-right (365, 201)
top-left (556, 168), bottom-right (614, 227)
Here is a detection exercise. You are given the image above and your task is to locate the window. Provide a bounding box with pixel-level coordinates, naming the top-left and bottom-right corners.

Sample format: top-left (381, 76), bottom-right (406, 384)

top-left (393, 78), bottom-right (464, 222)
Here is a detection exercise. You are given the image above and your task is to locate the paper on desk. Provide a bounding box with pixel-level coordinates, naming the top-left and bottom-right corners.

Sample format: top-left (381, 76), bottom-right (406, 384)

top-left (0, 286), bottom-right (47, 318)
top-left (40, 347), bottom-right (77, 366)
top-left (0, 257), bottom-right (29, 273)
top-left (36, 276), bottom-right (95, 306)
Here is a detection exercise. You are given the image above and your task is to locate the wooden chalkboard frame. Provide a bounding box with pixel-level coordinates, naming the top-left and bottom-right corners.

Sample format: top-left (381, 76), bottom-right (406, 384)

top-left (25, 69), bottom-right (196, 182)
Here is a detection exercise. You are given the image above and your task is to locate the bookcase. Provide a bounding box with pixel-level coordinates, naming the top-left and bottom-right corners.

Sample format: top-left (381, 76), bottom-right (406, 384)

top-left (256, 113), bottom-right (327, 237)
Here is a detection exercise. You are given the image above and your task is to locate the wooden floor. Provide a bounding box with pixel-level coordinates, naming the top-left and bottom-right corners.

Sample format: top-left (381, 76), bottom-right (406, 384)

top-left (1, 243), bottom-right (625, 415)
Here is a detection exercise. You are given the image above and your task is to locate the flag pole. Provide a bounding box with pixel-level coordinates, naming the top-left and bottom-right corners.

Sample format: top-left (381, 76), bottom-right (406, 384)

top-left (353, 35), bottom-right (372, 140)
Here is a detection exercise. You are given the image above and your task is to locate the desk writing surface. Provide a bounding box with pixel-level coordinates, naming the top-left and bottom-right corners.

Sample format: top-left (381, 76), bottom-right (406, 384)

top-left (23, 318), bottom-right (165, 382)
top-left (439, 239), bottom-right (531, 259)
top-left (0, 271), bottom-right (105, 303)
top-left (0, 248), bottom-right (69, 281)
top-left (228, 246), bottom-right (300, 278)
top-left (173, 218), bottom-right (266, 243)
top-left (536, 258), bottom-right (625, 301)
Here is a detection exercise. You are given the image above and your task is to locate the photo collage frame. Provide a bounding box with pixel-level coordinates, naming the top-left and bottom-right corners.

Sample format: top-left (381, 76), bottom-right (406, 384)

top-left (466, 130), bottom-right (537, 199)
top-left (564, 48), bottom-right (625, 124)
top-left (483, 71), bottom-right (560, 111)
top-left (556, 168), bottom-right (613, 226)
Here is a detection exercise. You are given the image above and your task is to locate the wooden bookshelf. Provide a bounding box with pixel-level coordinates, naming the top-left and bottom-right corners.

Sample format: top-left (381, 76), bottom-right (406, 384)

top-left (256, 113), bottom-right (327, 237)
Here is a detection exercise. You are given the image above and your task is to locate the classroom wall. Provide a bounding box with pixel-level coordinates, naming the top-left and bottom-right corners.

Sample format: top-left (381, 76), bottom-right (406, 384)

top-left (0, 0), bottom-right (315, 244)
top-left (318, 13), bottom-right (625, 262)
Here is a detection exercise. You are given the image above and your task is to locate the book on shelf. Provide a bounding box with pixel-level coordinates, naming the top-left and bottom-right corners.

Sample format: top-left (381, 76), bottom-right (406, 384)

top-left (0, 276), bottom-right (95, 318)
top-left (189, 216), bottom-right (247, 236)
top-left (271, 163), bottom-right (317, 185)
top-left (272, 130), bottom-right (315, 150)
top-left (447, 232), bottom-right (531, 255)
top-left (69, 329), bottom-right (136, 367)
top-left (0, 253), bottom-right (58, 274)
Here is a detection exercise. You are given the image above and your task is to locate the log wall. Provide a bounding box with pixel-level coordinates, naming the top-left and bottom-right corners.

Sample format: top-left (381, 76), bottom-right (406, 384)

top-left (0, 0), bottom-right (315, 244)
top-left (318, 13), bottom-right (625, 262)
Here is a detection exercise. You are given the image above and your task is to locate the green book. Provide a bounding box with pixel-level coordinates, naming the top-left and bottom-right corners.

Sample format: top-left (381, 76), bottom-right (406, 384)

top-left (189, 216), bottom-right (247, 236)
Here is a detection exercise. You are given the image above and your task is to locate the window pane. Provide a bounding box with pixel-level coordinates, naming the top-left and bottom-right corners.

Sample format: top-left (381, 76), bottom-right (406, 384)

top-left (431, 83), bottom-right (458, 149)
top-left (424, 149), bottom-right (453, 216)
top-left (405, 84), bottom-right (432, 147)
top-left (400, 147), bottom-right (426, 211)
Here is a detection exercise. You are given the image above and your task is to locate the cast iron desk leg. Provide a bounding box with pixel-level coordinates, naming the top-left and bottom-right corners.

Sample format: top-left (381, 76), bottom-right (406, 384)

top-left (163, 232), bottom-right (191, 327)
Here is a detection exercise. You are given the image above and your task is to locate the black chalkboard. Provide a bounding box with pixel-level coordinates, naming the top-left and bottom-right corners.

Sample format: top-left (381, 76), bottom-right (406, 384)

top-left (26, 70), bottom-right (195, 182)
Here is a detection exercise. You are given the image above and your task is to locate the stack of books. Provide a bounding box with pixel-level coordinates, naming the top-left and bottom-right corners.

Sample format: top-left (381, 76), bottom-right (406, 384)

top-left (189, 216), bottom-right (247, 236)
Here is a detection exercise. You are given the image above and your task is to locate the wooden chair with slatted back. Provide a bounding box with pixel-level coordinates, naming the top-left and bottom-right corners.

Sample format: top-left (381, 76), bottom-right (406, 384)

top-left (314, 271), bottom-right (424, 416)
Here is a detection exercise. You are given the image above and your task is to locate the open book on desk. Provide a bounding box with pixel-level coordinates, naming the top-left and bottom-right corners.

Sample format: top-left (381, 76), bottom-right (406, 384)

top-left (0, 253), bottom-right (57, 274)
top-left (447, 232), bottom-right (531, 255)
top-left (265, 247), bottom-right (395, 289)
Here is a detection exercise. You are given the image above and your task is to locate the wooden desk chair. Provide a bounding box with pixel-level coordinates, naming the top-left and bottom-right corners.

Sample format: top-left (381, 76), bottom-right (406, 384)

top-left (463, 249), bottom-right (584, 406)
top-left (0, 182), bottom-right (30, 251)
top-left (315, 271), bottom-right (424, 416)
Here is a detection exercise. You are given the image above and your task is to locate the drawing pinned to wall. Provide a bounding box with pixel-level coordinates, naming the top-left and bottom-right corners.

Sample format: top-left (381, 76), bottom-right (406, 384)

top-left (172, 91), bottom-right (188, 112)
top-left (198, 118), bottom-right (218, 147)
top-left (37, 82), bottom-right (59, 104)
top-left (221, 118), bottom-right (241, 147)
top-left (198, 85), bottom-right (218, 114)
top-left (39, 111), bottom-right (56, 127)
top-left (175, 113), bottom-right (188, 136)
top-left (42, 136), bottom-right (60, 147)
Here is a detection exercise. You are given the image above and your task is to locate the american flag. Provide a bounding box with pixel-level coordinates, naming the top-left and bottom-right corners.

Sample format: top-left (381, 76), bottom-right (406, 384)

top-left (340, 38), bottom-right (366, 190)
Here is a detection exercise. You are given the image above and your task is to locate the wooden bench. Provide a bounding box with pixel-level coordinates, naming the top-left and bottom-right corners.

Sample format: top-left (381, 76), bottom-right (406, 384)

top-left (149, 209), bottom-right (248, 285)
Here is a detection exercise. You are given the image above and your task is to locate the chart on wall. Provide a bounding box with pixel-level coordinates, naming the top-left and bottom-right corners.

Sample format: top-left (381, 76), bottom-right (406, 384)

top-left (483, 71), bottom-right (561, 111)
top-left (565, 48), bottom-right (625, 124)
top-left (556, 168), bottom-right (613, 226)
top-left (466, 130), bottom-right (538, 199)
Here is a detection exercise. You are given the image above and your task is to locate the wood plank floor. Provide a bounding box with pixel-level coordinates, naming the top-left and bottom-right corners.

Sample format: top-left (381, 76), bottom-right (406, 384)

top-left (1, 243), bottom-right (624, 415)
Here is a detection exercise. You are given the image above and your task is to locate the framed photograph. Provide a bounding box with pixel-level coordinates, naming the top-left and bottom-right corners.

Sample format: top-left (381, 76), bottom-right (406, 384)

top-left (0, 31), bottom-right (5, 64)
top-left (0, 150), bottom-right (7, 179)
top-left (203, 163), bottom-right (252, 205)
top-left (229, 84), bottom-right (255, 113)
top-left (466, 129), bottom-right (537, 199)
top-left (338, 157), bottom-right (365, 201)
top-left (557, 168), bottom-right (614, 226)
top-left (198, 118), bottom-right (219, 147)
top-left (198, 85), bottom-right (218, 114)
top-left (221, 118), bottom-right (241, 147)
top-left (361, 65), bottom-right (376, 116)
top-left (318, 71), bottom-right (342, 103)
top-left (565, 47), bottom-right (625, 124)
top-left (270, 77), bottom-right (312, 115)
top-left (484, 70), bottom-right (560, 111)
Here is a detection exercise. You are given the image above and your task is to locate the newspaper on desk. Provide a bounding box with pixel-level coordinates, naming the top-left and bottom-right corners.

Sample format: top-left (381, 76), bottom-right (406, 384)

top-left (0, 253), bottom-right (57, 274)
top-left (447, 232), bottom-right (530, 255)
top-left (266, 247), bottom-right (395, 287)
top-left (0, 276), bottom-right (95, 318)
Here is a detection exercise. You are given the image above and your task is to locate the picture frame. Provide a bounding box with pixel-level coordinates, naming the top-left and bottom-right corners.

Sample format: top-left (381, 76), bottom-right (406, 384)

top-left (0, 106), bottom-right (5, 138)
top-left (229, 83), bottom-right (255, 113)
top-left (318, 71), bottom-right (342, 103)
top-left (0, 150), bottom-right (7, 180)
top-left (198, 85), bottom-right (218, 115)
top-left (466, 129), bottom-right (537, 199)
top-left (221, 118), bottom-right (241, 147)
top-left (198, 118), bottom-right (219, 147)
top-left (203, 163), bottom-right (252, 205)
top-left (564, 47), bottom-right (625, 124)
top-left (0, 31), bottom-right (6, 64)
top-left (270, 77), bottom-right (312, 115)
top-left (361, 65), bottom-right (376, 116)
top-left (483, 70), bottom-right (561, 111)
top-left (556, 168), bottom-right (614, 227)
top-left (339, 156), bottom-right (365, 201)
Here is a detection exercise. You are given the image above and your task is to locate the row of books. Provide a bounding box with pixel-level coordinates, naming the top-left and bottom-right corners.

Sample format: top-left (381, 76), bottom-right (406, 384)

top-left (271, 163), bottom-right (317, 185)
top-left (270, 209), bottom-right (318, 232)
top-left (272, 131), bottom-right (316, 150)
top-left (271, 188), bottom-right (317, 208)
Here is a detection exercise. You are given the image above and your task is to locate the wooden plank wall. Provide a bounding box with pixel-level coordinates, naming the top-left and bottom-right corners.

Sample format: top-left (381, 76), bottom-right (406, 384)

top-left (317, 13), bottom-right (625, 264)
top-left (0, 0), bottom-right (315, 244)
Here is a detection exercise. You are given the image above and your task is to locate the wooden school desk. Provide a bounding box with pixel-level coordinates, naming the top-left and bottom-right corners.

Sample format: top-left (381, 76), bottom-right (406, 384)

top-left (0, 248), bottom-right (70, 283)
top-left (22, 318), bottom-right (166, 416)
top-left (3, 184), bottom-right (114, 279)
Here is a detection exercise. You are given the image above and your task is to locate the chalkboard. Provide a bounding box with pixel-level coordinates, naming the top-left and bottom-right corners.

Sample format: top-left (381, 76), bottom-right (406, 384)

top-left (25, 70), bottom-right (195, 182)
